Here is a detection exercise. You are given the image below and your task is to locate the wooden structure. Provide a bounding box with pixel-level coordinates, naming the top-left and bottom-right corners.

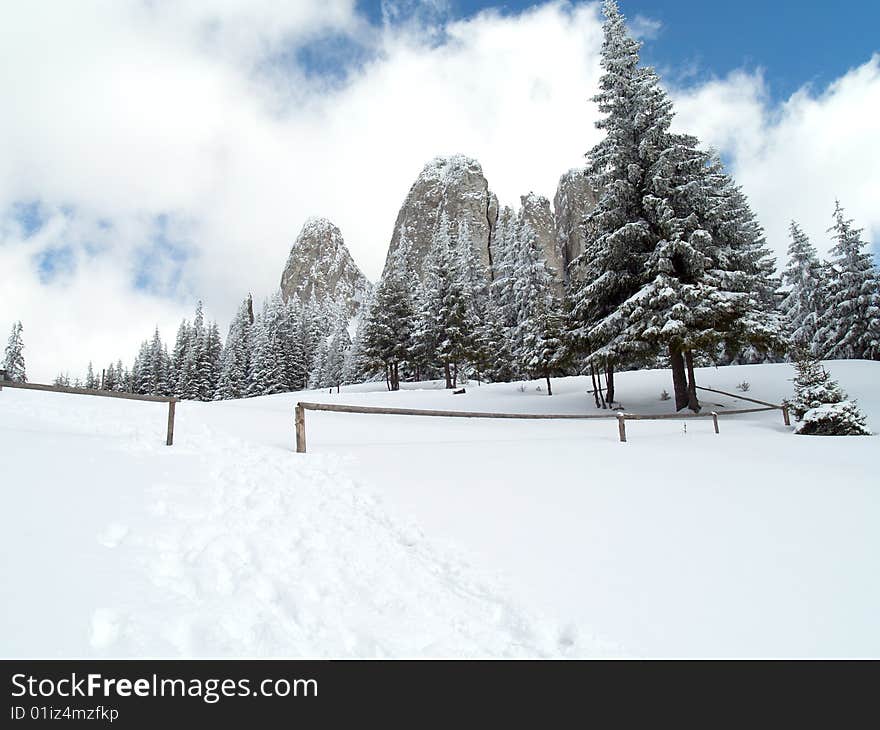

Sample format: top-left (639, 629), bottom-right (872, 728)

top-left (0, 378), bottom-right (178, 446)
top-left (293, 393), bottom-right (789, 452)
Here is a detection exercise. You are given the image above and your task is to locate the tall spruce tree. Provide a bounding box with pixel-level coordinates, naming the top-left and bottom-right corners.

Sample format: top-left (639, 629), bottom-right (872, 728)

top-left (363, 271), bottom-right (413, 391)
top-left (814, 201), bottom-right (880, 360)
top-left (780, 221), bottom-right (825, 352)
top-left (516, 223), bottom-right (567, 394)
top-left (567, 0), bottom-right (782, 411)
top-left (216, 295), bottom-right (254, 400)
top-left (3, 321), bottom-right (26, 382)
top-left (325, 326), bottom-right (351, 391)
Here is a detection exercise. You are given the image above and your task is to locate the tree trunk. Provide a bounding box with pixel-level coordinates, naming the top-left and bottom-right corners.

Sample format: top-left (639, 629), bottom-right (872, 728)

top-left (669, 346), bottom-right (688, 411)
top-left (590, 364), bottom-right (601, 409)
top-left (605, 364), bottom-right (615, 405)
top-left (545, 370), bottom-right (552, 396)
top-left (444, 362), bottom-right (452, 389)
top-left (385, 364), bottom-right (391, 392)
top-left (684, 350), bottom-right (701, 412)
top-left (452, 363), bottom-right (458, 387)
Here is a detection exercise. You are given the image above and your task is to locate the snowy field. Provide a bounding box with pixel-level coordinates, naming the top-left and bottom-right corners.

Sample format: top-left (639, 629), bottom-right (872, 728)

top-left (1, 361), bottom-right (877, 658)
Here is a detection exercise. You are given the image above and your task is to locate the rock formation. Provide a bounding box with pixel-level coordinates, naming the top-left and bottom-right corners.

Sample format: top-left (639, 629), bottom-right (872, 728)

top-left (280, 217), bottom-right (370, 323)
top-left (554, 168), bottom-right (599, 284)
top-left (518, 192), bottom-right (564, 290)
top-left (383, 155), bottom-right (498, 280)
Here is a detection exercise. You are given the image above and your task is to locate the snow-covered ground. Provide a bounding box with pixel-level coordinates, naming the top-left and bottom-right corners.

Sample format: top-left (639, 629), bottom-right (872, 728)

top-left (1, 361), bottom-right (877, 657)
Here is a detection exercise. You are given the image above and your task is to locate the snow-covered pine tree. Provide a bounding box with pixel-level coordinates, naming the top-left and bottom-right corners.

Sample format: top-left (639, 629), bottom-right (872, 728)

top-left (325, 326), bottom-right (351, 391)
top-left (215, 295), bottom-right (254, 400)
top-left (2, 321), bottom-right (26, 382)
top-left (192, 321), bottom-right (222, 400)
top-left (246, 295), bottom-right (289, 397)
top-left (814, 201), bottom-right (880, 360)
top-left (421, 218), bottom-right (474, 388)
top-left (452, 218), bottom-right (509, 383)
top-left (363, 269), bottom-right (413, 391)
top-left (85, 361), bottom-right (100, 390)
top-left (565, 0), bottom-right (660, 405)
top-left (788, 347), bottom-right (871, 435)
top-left (280, 299), bottom-right (306, 392)
top-left (515, 223), bottom-right (567, 394)
top-left (169, 319), bottom-right (192, 396)
top-left (147, 328), bottom-right (170, 395)
top-left (780, 221), bottom-right (825, 353)
top-left (489, 207), bottom-right (523, 372)
top-left (53, 372), bottom-right (70, 387)
top-left (113, 360), bottom-right (127, 392)
top-left (173, 301), bottom-right (206, 399)
top-left (567, 0), bottom-right (782, 411)
top-left (343, 289), bottom-right (375, 385)
top-left (307, 335), bottom-right (330, 389)
top-left (101, 362), bottom-right (117, 391)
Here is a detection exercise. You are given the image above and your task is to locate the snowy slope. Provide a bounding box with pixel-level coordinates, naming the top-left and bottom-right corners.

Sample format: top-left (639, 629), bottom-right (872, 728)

top-left (1, 361), bottom-right (878, 657)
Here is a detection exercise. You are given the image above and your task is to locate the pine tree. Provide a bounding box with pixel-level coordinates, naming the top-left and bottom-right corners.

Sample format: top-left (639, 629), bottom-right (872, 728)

top-left (567, 0), bottom-right (782, 411)
top-left (169, 319), bottom-right (192, 396)
top-left (780, 221), bottom-right (825, 352)
top-left (216, 296), bottom-right (254, 400)
top-left (516, 224), bottom-right (567, 394)
top-left (420, 220), bottom-right (474, 388)
top-left (788, 347), bottom-right (871, 435)
top-left (308, 335), bottom-right (330, 389)
top-left (325, 326), bottom-right (351, 391)
top-left (247, 296), bottom-right (289, 397)
top-left (363, 270), bottom-right (413, 390)
top-left (343, 289), bottom-right (375, 385)
top-left (85, 361), bottom-right (100, 390)
top-left (145, 328), bottom-right (170, 395)
top-left (2, 321), bottom-right (26, 382)
top-left (814, 201), bottom-right (880, 360)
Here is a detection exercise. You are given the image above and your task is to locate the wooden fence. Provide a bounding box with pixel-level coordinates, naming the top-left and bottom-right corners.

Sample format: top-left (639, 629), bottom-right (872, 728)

top-left (0, 375), bottom-right (178, 446)
top-left (293, 396), bottom-right (789, 452)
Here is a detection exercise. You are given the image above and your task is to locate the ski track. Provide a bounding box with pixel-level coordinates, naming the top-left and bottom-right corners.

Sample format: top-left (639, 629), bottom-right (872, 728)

top-left (86, 425), bottom-right (616, 657)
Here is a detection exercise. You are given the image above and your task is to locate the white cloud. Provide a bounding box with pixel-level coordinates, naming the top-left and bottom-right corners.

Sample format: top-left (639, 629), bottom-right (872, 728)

top-left (673, 55), bottom-right (880, 266)
top-left (629, 14), bottom-right (662, 41)
top-left (0, 0), bottom-right (878, 381)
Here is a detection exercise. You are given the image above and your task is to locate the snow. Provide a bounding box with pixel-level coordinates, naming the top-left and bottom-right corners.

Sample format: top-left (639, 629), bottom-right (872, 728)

top-left (1, 361), bottom-right (878, 657)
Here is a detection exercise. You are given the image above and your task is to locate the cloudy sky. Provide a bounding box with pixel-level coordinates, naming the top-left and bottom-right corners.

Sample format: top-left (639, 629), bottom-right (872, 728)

top-left (2, 0), bottom-right (879, 381)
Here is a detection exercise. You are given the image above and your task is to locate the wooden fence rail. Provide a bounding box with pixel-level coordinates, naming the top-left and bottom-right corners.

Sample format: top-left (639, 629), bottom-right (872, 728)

top-left (294, 398), bottom-right (786, 452)
top-left (0, 378), bottom-right (178, 445)
top-left (696, 385), bottom-right (790, 425)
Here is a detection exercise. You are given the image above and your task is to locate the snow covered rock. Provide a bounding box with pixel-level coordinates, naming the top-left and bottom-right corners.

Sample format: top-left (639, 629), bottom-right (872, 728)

top-left (383, 155), bottom-right (498, 281)
top-left (280, 217), bottom-right (370, 322)
top-left (554, 169), bottom-right (598, 284)
top-left (517, 192), bottom-right (564, 293)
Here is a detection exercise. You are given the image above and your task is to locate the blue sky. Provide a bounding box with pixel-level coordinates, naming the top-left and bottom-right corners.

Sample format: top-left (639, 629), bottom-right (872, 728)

top-left (359, 0), bottom-right (880, 101)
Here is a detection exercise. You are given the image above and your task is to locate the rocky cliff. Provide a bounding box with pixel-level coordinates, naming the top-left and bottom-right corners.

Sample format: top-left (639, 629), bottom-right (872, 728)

top-left (280, 217), bottom-right (370, 323)
top-left (554, 169), bottom-right (598, 284)
top-left (383, 155), bottom-right (498, 280)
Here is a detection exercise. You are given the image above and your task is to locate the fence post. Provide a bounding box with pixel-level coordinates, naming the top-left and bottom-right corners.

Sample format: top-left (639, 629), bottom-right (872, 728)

top-left (166, 400), bottom-right (176, 446)
top-left (295, 403), bottom-right (307, 453)
top-left (711, 411), bottom-right (719, 434)
top-left (782, 405), bottom-right (791, 427)
top-left (617, 412), bottom-right (627, 443)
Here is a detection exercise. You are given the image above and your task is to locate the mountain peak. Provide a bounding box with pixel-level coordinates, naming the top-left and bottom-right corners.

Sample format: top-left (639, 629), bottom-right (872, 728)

top-left (280, 218), bottom-right (370, 323)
